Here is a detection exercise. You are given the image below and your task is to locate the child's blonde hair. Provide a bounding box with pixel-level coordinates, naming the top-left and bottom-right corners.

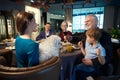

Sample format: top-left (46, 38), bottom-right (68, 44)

top-left (86, 27), bottom-right (101, 41)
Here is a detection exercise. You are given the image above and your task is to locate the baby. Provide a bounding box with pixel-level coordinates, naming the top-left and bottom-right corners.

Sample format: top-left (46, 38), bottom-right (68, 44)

top-left (39, 35), bottom-right (61, 62)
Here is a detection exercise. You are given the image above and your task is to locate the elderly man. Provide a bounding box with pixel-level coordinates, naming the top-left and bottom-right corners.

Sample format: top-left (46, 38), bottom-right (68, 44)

top-left (72, 14), bottom-right (112, 80)
top-left (81, 14), bottom-right (112, 67)
top-left (59, 21), bottom-right (72, 42)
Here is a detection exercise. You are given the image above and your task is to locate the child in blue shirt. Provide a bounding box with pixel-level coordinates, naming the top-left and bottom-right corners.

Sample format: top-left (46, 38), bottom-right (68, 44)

top-left (72, 27), bottom-right (106, 80)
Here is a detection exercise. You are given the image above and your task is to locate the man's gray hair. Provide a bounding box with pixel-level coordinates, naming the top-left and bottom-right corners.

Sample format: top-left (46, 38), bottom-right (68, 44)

top-left (61, 21), bottom-right (68, 27)
top-left (87, 14), bottom-right (98, 23)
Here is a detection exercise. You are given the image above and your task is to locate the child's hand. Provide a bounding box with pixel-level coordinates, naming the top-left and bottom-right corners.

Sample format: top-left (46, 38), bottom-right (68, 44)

top-left (78, 41), bottom-right (83, 48)
top-left (96, 48), bottom-right (101, 56)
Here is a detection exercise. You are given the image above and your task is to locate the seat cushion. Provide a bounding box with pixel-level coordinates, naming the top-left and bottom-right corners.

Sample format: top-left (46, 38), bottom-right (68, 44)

top-left (96, 75), bottom-right (120, 80)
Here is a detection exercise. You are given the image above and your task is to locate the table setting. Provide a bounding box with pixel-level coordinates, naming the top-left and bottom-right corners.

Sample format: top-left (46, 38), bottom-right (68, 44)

top-left (2, 38), bottom-right (15, 50)
top-left (60, 41), bottom-right (80, 54)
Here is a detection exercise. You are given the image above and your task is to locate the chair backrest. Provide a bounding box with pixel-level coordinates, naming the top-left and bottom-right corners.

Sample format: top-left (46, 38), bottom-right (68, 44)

top-left (114, 48), bottom-right (120, 75)
top-left (0, 56), bottom-right (61, 80)
top-left (0, 43), bottom-right (7, 49)
top-left (0, 56), bottom-right (7, 66)
top-left (0, 49), bottom-right (13, 66)
top-left (96, 75), bottom-right (120, 80)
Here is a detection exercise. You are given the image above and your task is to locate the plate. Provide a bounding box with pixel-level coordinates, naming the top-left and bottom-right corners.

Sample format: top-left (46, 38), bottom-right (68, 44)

top-left (72, 45), bottom-right (80, 50)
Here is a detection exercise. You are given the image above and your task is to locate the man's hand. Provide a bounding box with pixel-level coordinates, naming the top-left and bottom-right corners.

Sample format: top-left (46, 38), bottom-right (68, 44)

top-left (64, 36), bottom-right (67, 41)
top-left (82, 58), bottom-right (93, 66)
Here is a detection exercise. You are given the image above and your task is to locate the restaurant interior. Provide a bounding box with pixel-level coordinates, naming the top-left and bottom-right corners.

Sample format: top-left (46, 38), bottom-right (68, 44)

top-left (0, 0), bottom-right (120, 80)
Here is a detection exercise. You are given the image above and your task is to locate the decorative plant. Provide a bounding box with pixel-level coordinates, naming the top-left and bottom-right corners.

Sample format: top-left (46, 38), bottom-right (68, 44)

top-left (109, 27), bottom-right (120, 39)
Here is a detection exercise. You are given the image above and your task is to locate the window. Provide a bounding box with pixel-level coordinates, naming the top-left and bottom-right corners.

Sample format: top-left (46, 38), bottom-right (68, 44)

top-left (72, 7), bottom-right (104, 33)
top-left (0, 11), bottom-right (15, 40)
top-left (0, 16), bottom-right (6, 40)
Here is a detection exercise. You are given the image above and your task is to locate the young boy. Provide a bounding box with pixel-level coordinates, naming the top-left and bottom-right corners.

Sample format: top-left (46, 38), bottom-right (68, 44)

top-left (72, 27), bottom-right (106, 80)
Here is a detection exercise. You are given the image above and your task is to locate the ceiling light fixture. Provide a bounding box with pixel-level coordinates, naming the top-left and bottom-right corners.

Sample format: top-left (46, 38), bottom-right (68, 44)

top-left (30, 0), bottom-right (50, 12)
top-left (16, 0), bottom-right (22, 4)
top-left (30, 0), bottom-right (34, 2)
top-left (62, 0), bottom-right (66, 5)
top-left (86, 0), bottom-right (91, 4)
top-left (49, 0), bottom-right (55, 3)
top-left (105, 0), bottom-right (110, 2)
top-left (68, 0), bottom-right (74, 4)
